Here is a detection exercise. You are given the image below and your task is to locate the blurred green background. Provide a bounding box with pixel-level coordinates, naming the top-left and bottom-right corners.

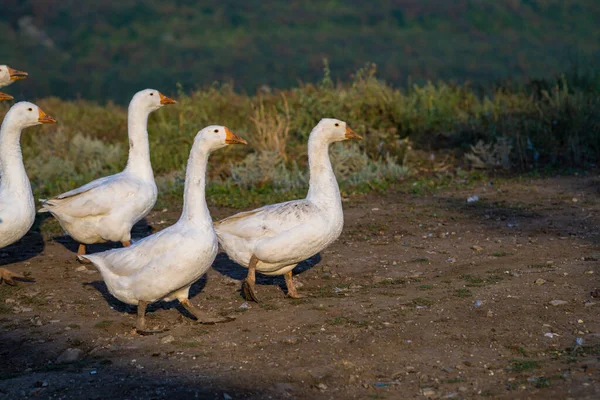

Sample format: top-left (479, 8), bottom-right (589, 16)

top-left (1, 0), bottom-right (599, 103)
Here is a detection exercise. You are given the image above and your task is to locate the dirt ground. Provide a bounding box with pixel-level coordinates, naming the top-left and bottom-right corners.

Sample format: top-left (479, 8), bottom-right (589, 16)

top-left (1, 175), bottom-right (599, 399)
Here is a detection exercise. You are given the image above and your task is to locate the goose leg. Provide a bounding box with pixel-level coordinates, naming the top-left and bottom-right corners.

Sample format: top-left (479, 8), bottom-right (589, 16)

top-left (179, 298), bottom-right (235, 324)
top-left (122, 241), bottom-right (131, 247)
top-left (284, 271), bottom-right (304, 299)
top-left (136, 300), bottom-right (163, 335)
top-left (0, 268), bottom-right (34, 286)
top-left (243, 254), bottom-right (260, 302)
top-left (77, 244), bottom-right (90, 264)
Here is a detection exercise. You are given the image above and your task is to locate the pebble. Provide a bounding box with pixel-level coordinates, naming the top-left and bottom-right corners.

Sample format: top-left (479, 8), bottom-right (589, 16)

top-left (471, 245), bottom-right (483, 252)
top-left (535, 279), bottom-right (546, 285)
top-left (160, 335), bottom-right (175, 344)
top-left (549, 300), bottom-right (568, 306)
top-left (317, 383), bottom-right (327, 391)
top-left (56, 348), bottom-right (84, 363)
top-left (239, 302), bottom-right (250, 309)
top-left (458, 386), bottom-right (468, 392)
top-left (75, 265), bottom-right (87, 272)
top-left (422, 388), bottom-right (436, 397)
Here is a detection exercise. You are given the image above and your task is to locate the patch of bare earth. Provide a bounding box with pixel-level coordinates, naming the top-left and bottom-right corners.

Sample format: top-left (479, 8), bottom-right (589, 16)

top-left (1, 176), bottom-right (599, 399)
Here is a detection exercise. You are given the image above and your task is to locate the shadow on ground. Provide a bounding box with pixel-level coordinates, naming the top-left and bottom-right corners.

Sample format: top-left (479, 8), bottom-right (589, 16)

top-left (0, 335), bottom-right (265, 399)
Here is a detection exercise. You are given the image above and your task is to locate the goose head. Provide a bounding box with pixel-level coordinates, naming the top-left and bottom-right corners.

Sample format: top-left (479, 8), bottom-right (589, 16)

top-left (313, 118), bottom-right (362, 143)
top-left (3, 101), bottom-right (57, 129)
top-left (0, 92), bottom-right (13, 101)
top-left (130, 88), bottom-right (176, 113)
top-left (194, 125), bottom-right (247, 152)
top-left (0, 65), bottom-right (28, 88)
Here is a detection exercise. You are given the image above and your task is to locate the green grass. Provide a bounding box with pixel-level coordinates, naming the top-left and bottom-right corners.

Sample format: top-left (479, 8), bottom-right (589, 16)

top-left (509, 359), bottom-right (540, 372)
top-left (412, 297), bottom-right (435, 307)
top-left (454, 289), bottom-right (472, 298)
top-left (94, 320), bottom-right (113, 329)
top-left (492, 251), bottom-right (513, 257)
top-left (417, 284), bottom-right (433, 290)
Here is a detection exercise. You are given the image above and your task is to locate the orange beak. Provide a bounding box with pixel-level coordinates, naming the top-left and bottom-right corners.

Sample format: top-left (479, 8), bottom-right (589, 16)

top-left (224, 127), bottom-right (247, 145)
top-left (345, 126), bottom-right (362, 140)
top-left (38, 108), bottom-right (57, 124)
top-left (8, 66), bottom-right (28, 81)
top-left (0, 92), bottom-right (13, 101)
top-left (159, 92), bottom-right (176, 105)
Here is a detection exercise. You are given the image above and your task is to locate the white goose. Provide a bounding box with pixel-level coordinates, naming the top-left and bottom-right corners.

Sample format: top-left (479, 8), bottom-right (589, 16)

top-left (39, 89), bottom-right (176, 258)
top-left (215, 118), bottom-right (361, 301)
top-left (0, 64), bottom-right (28, 109)
top-left (81, 125), bottom-right (246, 333)
top-left (0, 65), bottom-right (28, 89)
top-left (0, 102), bottom-right (56, 285)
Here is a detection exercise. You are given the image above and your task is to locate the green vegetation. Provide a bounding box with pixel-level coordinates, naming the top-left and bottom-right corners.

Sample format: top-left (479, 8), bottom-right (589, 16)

top-left (509, 359), bottom-right (540, 372)
top-left (454, 288), bottom-right (472, 298)
top-left (0, 63), bottom-right (599, 212)
top-left (2, 1), bottom-right (599, 102)
top-left (94, 320), bottom-right (114, 329)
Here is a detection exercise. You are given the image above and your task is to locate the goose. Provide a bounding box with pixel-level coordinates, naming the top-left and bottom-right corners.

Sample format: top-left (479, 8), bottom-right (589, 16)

top-left (39, 89), bottom-right (176, 258)
top-left (0, 65), bottom-right (28, 89)
top-left (0, 92), bottom-right (14, 101)
top-left (215, 118), bottom-right (361, 301)
top-left (80, 125), bottom-right (246, 333)
top-left (0, 102), bottom-right (56, 285)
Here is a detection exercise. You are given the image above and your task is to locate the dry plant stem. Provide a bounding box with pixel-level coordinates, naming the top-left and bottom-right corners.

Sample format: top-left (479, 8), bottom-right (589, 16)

top-left (250, 93), bottom-right (290, 161)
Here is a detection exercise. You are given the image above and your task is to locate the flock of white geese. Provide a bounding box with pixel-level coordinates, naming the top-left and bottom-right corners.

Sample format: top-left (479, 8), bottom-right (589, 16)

top-left (0, 65), bottom-right (361, 334)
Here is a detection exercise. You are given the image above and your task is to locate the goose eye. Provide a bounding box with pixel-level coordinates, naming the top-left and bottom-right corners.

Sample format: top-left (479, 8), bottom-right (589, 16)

top-left (214, 129), bottom-right (219, 133)
top-left (150, 93), bottom-right (154, 96)
top-left (335, 123), bottom-right (339, 127)
top-left (28, 108), bottom-right (32, 111)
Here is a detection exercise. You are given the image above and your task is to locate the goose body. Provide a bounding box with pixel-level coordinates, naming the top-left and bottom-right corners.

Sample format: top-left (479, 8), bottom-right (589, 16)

top-left (81, 126), bottom-right (246, 332)
top-left (39, 89), bottom-right (175, 255)
top-left (215, 118), bottom-right (361, 300)
top-left (0, 102), bottom-right (56, 284)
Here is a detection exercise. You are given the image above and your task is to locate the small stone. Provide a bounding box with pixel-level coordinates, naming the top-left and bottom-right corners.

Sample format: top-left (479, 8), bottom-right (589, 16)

top-left (471, 245), bottom-right (484, 252)
top-left (75, 265), bottom-right (87, 272)
top-left (56, 348), bottom-right (84, 363)
top-left (422, 388), bottom-right (436, 397)
top-left (317, 383), bottom-right (327, 391)
top-left (4, 298), bottom-right (15, 304)
top-left (161, 335), bottom-right (175, 344)
top-left (458, 386), bottom-right (468, 392)
top-left (535, 279), bottom-right (546, 285)
top-left (549, 300), bottom-right (568, 306)
top-left (486, 310), bottom-right (494, 318)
